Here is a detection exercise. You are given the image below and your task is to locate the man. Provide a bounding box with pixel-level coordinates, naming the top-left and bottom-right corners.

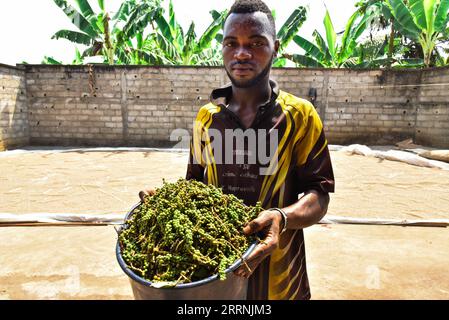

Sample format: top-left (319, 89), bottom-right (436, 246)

top-left (186, 0), bottom-right (335, 300)
top-left (141, 0), bottom-right (334, 300)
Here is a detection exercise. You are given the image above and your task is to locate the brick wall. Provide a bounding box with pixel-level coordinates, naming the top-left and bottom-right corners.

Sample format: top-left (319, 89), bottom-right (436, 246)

top-left (25, 65), bottom-right (227, 147)
top-left (271, 67), bottom-right (449, 147)
top-left (416, 68), bottom-right (449, 147)
top-left (0, 64), bottom-right (29, 151)
top-left (1, 64), bottom-right (449, 150)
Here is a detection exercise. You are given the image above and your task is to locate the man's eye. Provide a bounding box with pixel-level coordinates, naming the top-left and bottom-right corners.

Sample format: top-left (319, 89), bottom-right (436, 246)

top-left (224, 42), bottom-right (235, 47)
top-left (252, 42), bottom-right (264, 47)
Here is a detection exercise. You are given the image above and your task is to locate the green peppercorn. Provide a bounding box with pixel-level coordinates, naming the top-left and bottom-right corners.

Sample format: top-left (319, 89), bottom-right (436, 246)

top-left (118, 178), bottom-right (262, 284)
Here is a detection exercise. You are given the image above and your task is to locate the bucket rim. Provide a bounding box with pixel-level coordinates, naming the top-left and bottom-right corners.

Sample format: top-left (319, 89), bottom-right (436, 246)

top-left (116, 202), bottom-right (258, 289)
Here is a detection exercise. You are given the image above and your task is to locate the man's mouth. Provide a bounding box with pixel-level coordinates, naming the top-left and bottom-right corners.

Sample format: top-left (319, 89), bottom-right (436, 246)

top-left (232, 65), bottom-right (253, 76)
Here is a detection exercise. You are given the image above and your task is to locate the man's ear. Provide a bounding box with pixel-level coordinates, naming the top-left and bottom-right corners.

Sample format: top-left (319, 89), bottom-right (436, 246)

top-left (274, 39), bottom-right (280, 56)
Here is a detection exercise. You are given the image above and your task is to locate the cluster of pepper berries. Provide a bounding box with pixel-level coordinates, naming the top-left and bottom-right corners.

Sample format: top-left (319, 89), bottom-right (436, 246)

top-left (119, 178), bottom-right (262, 285)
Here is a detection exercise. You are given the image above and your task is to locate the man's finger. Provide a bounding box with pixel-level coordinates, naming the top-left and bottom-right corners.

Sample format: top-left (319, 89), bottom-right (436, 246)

top-left (243, 211), bottom-right (273, 235)
top-left (246, 242), bottom-right (271, 263)
top-left (138, 188), bottom-right (156, 202)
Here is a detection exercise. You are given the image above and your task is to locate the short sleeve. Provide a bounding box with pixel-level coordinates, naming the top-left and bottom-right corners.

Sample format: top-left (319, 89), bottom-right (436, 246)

top-left (293, 105), bottom-right (335, 195)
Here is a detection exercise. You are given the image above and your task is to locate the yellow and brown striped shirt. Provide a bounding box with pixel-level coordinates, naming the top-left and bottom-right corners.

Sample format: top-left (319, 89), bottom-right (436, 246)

top-left (186, 80), bottom-right (335, 300)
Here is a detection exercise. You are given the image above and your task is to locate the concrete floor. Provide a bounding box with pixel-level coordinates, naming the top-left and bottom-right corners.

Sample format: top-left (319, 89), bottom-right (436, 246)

top-left (1, 224), bottom-right (447, 299)
top-left (0, 148), bottom-right (448, 299)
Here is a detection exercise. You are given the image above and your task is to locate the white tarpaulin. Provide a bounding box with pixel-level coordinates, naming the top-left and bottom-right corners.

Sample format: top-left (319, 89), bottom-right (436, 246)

top-left (330, 144), bottom-right (449, 171)
top-left (0, 213), bottom-right (447, 228)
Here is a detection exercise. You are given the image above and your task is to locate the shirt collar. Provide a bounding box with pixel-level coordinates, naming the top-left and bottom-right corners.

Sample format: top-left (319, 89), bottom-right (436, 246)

top-left (210, 79), bottom-right (280, 108)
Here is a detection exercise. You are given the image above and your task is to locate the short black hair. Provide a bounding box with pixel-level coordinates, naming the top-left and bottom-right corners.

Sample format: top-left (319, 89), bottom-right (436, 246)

top-left (225, 0), bottom-right (276, 39)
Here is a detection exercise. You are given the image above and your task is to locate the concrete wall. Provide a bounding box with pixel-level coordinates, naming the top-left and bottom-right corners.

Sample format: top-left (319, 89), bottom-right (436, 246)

top-left (0, 64), bottom-right (29, 151)
top-left (1, 64), bottom-right (449, 149)
top-left (271, 67), bottom-right (449, 147)
top-left (25, 65), bottom-right (225, 147)
top-left (416, 68), bottom-right (449, 147)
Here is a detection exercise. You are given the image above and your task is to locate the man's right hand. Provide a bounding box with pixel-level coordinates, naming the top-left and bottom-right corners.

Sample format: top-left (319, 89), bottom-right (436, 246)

top-left (138, 188), bottom-right (156, 202)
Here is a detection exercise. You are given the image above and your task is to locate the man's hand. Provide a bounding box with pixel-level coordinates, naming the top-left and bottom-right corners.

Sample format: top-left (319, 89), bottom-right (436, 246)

top-left (234, 210), bottom-right (283, 278)
top-left (138, 188), bottom-right (156, 202)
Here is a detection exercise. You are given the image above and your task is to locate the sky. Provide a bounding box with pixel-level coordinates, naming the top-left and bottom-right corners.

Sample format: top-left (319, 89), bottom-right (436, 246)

top-left (0, 0), bottom-right (359, 65)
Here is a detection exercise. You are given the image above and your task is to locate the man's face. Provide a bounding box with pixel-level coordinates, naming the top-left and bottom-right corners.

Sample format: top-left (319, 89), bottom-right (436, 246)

top-left (222, 12), bottom-right (279, 88)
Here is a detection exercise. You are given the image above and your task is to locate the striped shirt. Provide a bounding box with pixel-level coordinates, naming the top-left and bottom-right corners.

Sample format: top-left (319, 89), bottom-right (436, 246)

top-left (186, 80), bottom-right (335, 300)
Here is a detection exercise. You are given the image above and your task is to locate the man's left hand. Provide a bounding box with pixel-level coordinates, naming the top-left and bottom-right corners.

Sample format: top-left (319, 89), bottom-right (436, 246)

top-left (234, 209), bottom-right (283, 278)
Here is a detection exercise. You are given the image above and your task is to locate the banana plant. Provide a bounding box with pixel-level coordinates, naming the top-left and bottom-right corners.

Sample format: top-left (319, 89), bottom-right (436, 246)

top-left (385, 0), bottom-right (449, 67)
top-left (150, 0), bottom-right (227, 65)
top-left (286, 8), bottom-right (370, 67)
top-left (112, 0), bottom-right (163, 64)
top-left (50, 0), bottom-right (161, 64)
top-left (272, 6), bottom-right (308, 67)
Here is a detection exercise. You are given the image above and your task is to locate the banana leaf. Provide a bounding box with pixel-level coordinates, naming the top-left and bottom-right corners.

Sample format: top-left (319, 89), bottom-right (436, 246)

top-left (156, 33), bottom-right (180, 62)
top-left (96, 12), bottom-right (105, 34)
top-left (323, 9), bottom-right (337, 59)
top-left (137, 32), bottom-right (143, 50)
top-left (339, 11), bottom-right (370, 63)
top-left (52, 30), bottom-right (92, 45)
top-left (293, 35), bottom-right (325, 61)
top-left (74, 0), bottom-right (96, 22)
top-left (276, 6), bottom-right (307, 52)
top-left (340, 11), bottom-right (360, 57)
top-left (210, 10), bottom-right (222, 21)
top-left (272, 57), bottom-right (287, 67)
top-left (167, 0), bottom-right (184, 49)
top-left (423, 0), bottom-right (437, 34)
top-left (113, 0), bottom-right (134, 22)
top-left (43, 56), bottom-right (63, 65)
top-left (313, 30), bottom-right (332, 62)
top-left (434, 0), bottom-right (449, 32)
top-left (183, 22), bottom-right (197, 63)
top-left (97, 0), bottom-right (104, 12)
top-left (73, 47), bottom-right (83, 64)
top-left (285, 54), bottom-right (325, 67)
top-left (53, 0), bottom-right (98, 38)
top-left (195, 11), bottom-right (227, 54)
top-left (215, 34), bottom-right (223, 44)
top-left (387, 0), bottom-right (421, 39)
top-left (168, 0), bottom-right (176, 34)
top-left (408, 0), bottom-right (427, 30)
top-left (155, 13), bottom-right (175, 43)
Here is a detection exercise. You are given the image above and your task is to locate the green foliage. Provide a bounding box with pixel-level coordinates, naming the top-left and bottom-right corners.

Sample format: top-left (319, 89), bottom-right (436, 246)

top-left (47, 0), bottom-right (448, 68)
top-left (149, 1), bottom-right (227, 65)
top-left (273, 6), bottom-right (308, 67)
top-left (287, 8), bottom-right (370, 68)
top-left (385, 0), bottom-right (449, 67)
top-left (357, 0), bottom-right (449, 67)
top-left (42, 56), bottom-right (63, 64)
top-left (118, 179), bottom-right (262, 284)
top-left (50, 0), bottom-right (162, 65)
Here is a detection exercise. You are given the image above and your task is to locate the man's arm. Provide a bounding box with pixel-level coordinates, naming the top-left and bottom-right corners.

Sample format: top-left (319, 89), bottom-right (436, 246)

top-left (234, 190), bottom-right (328, 278)
top-left (282, 189), bottom-right (329, 230)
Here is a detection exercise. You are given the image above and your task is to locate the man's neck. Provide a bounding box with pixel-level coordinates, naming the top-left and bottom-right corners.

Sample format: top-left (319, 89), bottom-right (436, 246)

top-left (230, 79), bottom-right (272, 111)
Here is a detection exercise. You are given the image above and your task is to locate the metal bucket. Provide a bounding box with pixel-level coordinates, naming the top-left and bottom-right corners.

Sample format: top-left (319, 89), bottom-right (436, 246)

top-left (116, 203), bottom-right (257, 300)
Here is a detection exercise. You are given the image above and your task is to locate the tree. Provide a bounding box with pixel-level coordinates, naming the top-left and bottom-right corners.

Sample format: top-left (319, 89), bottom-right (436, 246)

top-left (50, 0), bottom-right (162, 64)
top-left (286, 8), bottom-right (370, 67)
top-left (271, 6), bottom-right (308, 67)
top-left (148, 0), bottom-right (227, 66)
top-left (385, 0), bottom-right (449, 67)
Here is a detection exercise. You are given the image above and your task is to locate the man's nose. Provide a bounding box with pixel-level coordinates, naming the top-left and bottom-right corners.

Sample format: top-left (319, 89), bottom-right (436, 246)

top-left (234, 46), bottom-right (252, 60)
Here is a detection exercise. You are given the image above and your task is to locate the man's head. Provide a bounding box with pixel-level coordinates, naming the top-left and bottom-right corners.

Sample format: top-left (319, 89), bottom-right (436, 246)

top-left (223, 0), bottom-right (279, 89)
